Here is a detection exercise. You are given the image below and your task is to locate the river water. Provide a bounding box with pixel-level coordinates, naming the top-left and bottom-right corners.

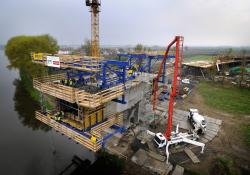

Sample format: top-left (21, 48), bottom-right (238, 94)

top-left (0, 50), bottom-right (95, 175)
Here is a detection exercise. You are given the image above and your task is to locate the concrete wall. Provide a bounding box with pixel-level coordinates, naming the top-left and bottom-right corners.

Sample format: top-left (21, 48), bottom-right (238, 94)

top-left (105, 82), bottom-right (151, 127)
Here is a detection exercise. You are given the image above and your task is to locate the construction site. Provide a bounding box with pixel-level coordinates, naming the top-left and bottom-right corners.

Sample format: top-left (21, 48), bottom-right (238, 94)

top-left (27, 1), bottom-right (250, 175)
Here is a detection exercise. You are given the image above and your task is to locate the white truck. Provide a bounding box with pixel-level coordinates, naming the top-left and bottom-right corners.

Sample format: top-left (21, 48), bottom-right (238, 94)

top-left (188, 109), bottom-right (207, 135)
top-left (154, 133), bottom-right (167, 148)
top-left (148, 124), bottom-right (205, 164)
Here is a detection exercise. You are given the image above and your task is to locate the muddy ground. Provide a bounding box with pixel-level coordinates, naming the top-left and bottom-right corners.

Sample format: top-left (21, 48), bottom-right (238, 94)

top-left (121, 85), bottom-right (250, 175)
top-left (176, 86), bottom-right (250, 175)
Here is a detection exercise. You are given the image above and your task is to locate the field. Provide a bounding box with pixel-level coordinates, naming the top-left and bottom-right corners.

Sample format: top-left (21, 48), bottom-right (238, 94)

top-left (184, 55), bottom-right (215, 62)
top-left (197, 81), bottom-right (250, 115)
top-left (197, 81), bottom-right (250, 149)
top-left (176, 81), bottom-right (250, 174)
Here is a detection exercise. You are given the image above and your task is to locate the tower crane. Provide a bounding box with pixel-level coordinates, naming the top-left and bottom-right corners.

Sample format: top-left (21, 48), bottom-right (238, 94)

top-left (85, 0), bottom-right (101, 57)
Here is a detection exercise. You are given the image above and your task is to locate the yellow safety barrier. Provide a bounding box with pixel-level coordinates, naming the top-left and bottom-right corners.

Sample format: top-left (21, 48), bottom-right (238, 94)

top-left (32, 53), bottom-right (46, 61)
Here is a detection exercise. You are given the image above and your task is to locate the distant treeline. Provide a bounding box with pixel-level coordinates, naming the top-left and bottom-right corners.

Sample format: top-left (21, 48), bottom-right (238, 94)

top-left (184, 47), bottom-right (250, 58)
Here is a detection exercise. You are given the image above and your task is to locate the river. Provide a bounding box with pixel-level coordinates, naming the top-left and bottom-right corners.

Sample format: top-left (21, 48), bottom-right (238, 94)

top-left (0, 50), bottom-right (95, 175)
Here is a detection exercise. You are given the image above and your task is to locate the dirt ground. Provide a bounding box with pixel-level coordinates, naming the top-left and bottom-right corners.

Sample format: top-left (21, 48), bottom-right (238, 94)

top-left (176, 86), bottom-right (250, 174)
top-left (119, 83), bottom-right (250, 175)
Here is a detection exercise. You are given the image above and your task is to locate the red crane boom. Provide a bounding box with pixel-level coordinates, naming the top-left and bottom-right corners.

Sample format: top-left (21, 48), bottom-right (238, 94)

top-left (152, 36), bottom-right (184, 140)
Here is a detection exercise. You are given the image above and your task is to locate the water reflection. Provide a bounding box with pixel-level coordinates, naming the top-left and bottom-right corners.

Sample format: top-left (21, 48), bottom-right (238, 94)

top-left (1, 50), bottom-right (95, 175)
top-left (13, 77), bottom-right (50, 131)
top-left (59, 151), bottom-right (124, 175)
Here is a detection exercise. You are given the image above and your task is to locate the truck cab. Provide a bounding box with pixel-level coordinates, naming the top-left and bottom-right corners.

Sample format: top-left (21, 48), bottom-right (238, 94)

top-left (154, 133), bottom-right (167, 148)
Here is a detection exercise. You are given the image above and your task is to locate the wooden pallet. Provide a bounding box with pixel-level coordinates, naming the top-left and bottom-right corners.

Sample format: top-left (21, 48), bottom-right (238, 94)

top-left (35, 111), bottom-right (102, 152)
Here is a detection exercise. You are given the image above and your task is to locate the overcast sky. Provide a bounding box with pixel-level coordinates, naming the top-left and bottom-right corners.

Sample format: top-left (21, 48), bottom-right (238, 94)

top-left (0, 0), bottom-right (250, 46)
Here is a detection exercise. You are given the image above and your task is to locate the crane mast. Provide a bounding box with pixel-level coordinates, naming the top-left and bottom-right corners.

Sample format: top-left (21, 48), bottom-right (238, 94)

top-left (86, 0), bottom-right (100, 57)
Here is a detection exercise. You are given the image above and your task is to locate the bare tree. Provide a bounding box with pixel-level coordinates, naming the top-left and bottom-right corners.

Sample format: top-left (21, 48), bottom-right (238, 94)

top-left (239, 49), bottom-right (247, 87)
top-left (209, 56), bottom-right (218, 81)
top-left (81, 39), bottom-right (91, 56)
top-left (220, 48), bottom-right (234, 84)
top-left (135, 44), bottom-right (144, 53)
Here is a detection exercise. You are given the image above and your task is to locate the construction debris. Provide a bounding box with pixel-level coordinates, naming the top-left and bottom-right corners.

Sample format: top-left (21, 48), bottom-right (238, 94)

top-left (172, 165), bottom-right (184, 175)
top-left (184, 147), bottom-right (200, 164)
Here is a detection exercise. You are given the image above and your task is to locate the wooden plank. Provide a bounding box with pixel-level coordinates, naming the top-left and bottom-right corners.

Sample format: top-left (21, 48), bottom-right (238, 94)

top-left (76, 84), bottom-right (124, 108)
top-left (184, 147), bottom-right (200, 164)
top-left (34, 74), bottom-right (124, 108)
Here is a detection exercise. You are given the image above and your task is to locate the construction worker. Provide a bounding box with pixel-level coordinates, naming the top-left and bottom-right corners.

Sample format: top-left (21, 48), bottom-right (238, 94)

top-left (91, 136), bottom-right (97, 143)
top-left (54, 111), bottom-right (59, 120)
top-left (128, 69), bottom-right (133, 76)
top-left (61, 79), bottom-right (65, 85)
top-left (54, 111), bottom-right (64, 122)
top-left (69, 79), bottom-right (73, 86)
top-left (63, 79), bottom-right (68, 86)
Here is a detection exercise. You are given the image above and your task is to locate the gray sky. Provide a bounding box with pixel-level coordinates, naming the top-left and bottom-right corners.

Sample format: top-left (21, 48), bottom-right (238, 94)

top-left (0, 0), bottom-right (250, 46)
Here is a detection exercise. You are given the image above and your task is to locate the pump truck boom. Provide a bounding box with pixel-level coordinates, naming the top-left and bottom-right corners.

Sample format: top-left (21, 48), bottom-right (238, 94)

top-left (149, 36), bottom-right (205, 164)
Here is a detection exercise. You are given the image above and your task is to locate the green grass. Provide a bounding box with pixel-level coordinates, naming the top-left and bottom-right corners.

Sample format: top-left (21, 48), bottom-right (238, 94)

top-left (197, 82), bottom-right (250, 115)
top-left (217, 156), bottom-right (233, 167)
top-left (240, 124), bottom-right (250, 148)
top-left (184, 55), bottom-right (215, 62)
top-left (215, 156), bottom-right (240, 175)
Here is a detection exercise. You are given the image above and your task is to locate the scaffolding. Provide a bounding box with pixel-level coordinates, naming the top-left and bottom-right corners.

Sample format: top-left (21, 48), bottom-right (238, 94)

top-left (33, 73), bottom-right (125, 108)
top-left (35, 111), bottom-right (123, 152)
top-left (32, 50), bottom-right (133, 152)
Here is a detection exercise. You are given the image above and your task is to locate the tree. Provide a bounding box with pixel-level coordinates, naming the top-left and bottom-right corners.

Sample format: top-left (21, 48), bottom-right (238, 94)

top-left (5, 34), bottom-right (58, 76)
top-left (225, 48), bottom-right (233, 58)
top-left (209, 56), bottom-right (219, 81)
top-left (5, 34), bottom-right (59, 100)
top-left (81, 39), bottom-right (91, 56)
top-left (239, 49), bottom-right (247, 87)
top-left (134, 44), bottom-right (144, 53)
top-left (219, 48), bottom-right (234, 84)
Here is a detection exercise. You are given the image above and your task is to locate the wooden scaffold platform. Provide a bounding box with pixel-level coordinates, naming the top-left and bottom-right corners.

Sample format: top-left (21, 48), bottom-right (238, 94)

top-left (32, 53), bottom-right (102, 72)
top-left (35, 111), bottom-right (124, 152)
top-left (33, 73), bottom-right (125, 108)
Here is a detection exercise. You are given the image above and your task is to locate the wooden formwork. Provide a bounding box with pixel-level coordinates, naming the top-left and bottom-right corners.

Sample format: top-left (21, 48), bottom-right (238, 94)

top-left (32, 54), bottom-right (102, 72)
top-left (90, 113), bottom-right (123, 134)
top-left (33, 73), bottom-right (76, 103)
top-left (75, 84), bottom-right (124, 108)
top-left (35, 111), bottom-right (102, 152)
top-left (33, 73), bottom-right (67, 90)
top-left (57, 54), bottom-right (82, 62)
top-left (33, 74), bottom-right (125, 107)
top-left (40, 83), bottom-right (76, 103)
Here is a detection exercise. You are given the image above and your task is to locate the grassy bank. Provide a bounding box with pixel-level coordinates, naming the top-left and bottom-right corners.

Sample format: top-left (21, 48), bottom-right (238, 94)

top-left (197, 81), bottom-right (250, 115)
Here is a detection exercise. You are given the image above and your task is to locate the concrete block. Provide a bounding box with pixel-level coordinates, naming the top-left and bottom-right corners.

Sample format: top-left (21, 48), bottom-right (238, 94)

top-left (172, 165), bottom-right (185, 175)
top-left (131, 149), bottom-right (148, 166)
